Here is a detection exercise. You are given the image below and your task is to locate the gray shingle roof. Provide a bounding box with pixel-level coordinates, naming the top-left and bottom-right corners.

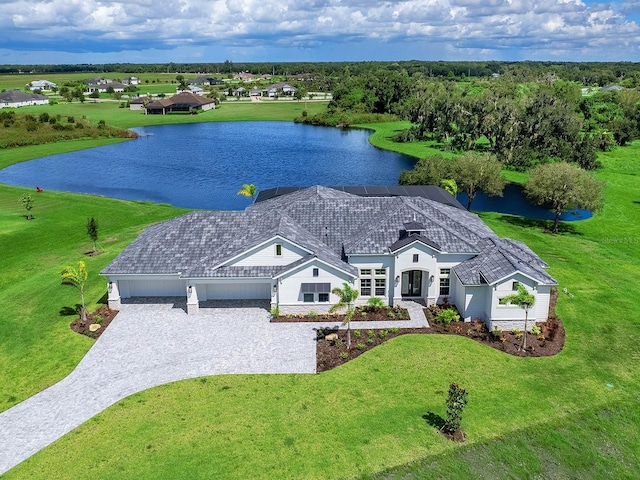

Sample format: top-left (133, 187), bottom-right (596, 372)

top-left (102, 186), bottom-right (555, 285)
top-left (453, 238), bottom-right (556, 285)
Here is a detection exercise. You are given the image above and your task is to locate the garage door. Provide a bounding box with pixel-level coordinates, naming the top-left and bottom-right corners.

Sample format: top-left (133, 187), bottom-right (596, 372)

top-left (124, 279), bottom-right (185, 297)
top-left (206, 283), bottom-right (271, 300)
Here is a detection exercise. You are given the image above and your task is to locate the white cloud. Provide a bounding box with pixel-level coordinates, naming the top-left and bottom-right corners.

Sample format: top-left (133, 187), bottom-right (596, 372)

top-left (1, 0), bottom-right (639, 61)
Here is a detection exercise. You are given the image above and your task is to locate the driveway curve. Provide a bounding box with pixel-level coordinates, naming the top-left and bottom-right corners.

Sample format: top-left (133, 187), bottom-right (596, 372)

top-left (0, 299), bottom-right (317, 474)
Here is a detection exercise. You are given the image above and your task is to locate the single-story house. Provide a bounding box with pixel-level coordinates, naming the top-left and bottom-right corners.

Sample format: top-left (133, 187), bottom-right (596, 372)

top-left (248, 87), bottom-right (263, 97)
top-left (234, 72), bottom-right (256, 82)
top-left (144, 91), bottom-right (215, 114)
top-left (85, 78), bottom-right (126, 93)
top-left (189, 76), bottom-right (224, 86)
top-left (129, 96), bottom-right (152, 111)
top-left (0, 90), bottom-right (49, 108)
top-left (264, 83), bottom-right (297, 97)
top-left (177, 85), bottom-right (204, 95)
top-left (28, 80), bottom-right (57, 91)
top-left (122, 76), bottom-right (140, 85)
top-left (102, 186), bottom-right (556, 330)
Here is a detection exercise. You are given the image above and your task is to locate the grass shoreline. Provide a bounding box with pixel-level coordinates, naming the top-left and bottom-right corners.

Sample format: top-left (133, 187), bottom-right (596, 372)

top-left (1, 103), bottom-right (639, 478)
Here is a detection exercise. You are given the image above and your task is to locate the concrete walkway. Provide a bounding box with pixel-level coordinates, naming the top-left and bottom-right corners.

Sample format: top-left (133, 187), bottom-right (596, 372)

top-left (0, 299), bottom-right (428, 475)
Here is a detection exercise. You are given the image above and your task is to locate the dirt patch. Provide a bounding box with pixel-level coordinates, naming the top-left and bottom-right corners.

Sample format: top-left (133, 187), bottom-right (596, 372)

top-left (69, 305), bottom-right (118, 340)
top-left (316, 319), bottom-right (565, 372)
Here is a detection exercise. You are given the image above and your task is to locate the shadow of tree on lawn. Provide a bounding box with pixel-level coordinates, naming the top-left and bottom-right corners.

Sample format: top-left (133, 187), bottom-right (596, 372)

top-left (422, 411), bottom-right (446, 430)
top-left (497, 215), bottom-right (583, 236)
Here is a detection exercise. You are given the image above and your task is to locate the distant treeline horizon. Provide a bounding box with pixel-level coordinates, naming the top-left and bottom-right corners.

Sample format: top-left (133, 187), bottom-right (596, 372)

top-left (2, 60), bottom-right (640, 86)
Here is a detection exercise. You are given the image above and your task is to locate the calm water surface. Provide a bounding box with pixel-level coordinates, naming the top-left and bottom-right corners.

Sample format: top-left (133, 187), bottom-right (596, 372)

top-left (0, 121), bottom-right (591, 219)
top-left (0, 122), bottom-right (416, 210)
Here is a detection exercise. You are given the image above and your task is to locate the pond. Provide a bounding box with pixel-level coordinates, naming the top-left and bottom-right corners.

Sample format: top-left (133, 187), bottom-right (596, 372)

top-left (0, 121), bottom-right (590, 220)
top-left (0, 122), bottom-right (416, 210)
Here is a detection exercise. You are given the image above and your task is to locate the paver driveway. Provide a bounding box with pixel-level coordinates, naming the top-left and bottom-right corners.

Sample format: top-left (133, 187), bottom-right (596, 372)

top-left (0, 299), bottom-right (317, 475)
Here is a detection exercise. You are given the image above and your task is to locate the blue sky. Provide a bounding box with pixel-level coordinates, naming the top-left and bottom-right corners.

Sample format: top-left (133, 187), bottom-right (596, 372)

top-left (1, 0), bottom-right (640, 64)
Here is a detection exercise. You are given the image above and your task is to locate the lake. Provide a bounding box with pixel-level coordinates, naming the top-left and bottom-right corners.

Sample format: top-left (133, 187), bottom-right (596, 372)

top-left (0, 121), bottom-right (590, 220)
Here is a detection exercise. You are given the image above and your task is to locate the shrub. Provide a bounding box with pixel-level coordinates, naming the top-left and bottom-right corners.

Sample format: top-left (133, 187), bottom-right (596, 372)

top-left (308, 310), bottom-right (318, 319)
top-left (390, 327), bottom-right (399, 334)
top-left (366, 338), bottom-right (374, 345)
top-left (356, 343), bottom-right (366, 350)
top-left (437, 308), bottom-right (460, 324)
top-left (367, 297), bottom-right (385, 308)
top-left (353, 329), bottom-right (361, 338)
top-left (339, 351), bottom-right (348, 360)
top-left (93, 314), bottom-right (103, 324)
top-left (511, 327), bottom-right (520, 336)
top-left (387, 311), bottom-right (396, 319)
top-left (367, 329), bottom-right (375, 338)
top-left (442, 383), bottom-right (469, 435)
top-left (530, 324), bottom-right (542, 335)
top-left (270, 306), bottom-right (280, 317)
top-left (378, 329), bottom-right (388, 338)
top-left (491, 327), bottom-right (502, 338)
top-left (360, 311), bottom-right (367, 318)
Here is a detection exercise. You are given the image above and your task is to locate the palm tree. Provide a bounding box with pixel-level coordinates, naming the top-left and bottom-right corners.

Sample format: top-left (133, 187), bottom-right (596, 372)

top-left (329, 282), bottom-right (359, 348)
top-left (61, 261), bottom-right (89, 323)
top-left (499, 282), bottom-right (535, 350)
top-left (237, 183), bottom-right (257, 203)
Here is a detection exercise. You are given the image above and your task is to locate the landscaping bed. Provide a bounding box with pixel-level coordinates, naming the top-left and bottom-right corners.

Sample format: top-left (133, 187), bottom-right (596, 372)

top-left (69, 305), bottom-right (118, 339)
top-left (272, 305), bottom-right (410, 322)
top-left (316, 318), bottom-right (565, 372)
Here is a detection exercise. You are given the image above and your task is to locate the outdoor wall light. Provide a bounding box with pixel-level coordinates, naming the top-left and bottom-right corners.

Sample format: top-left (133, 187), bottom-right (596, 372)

top-left (395, 275), bottom-right (400, 283)
top-left (273, 284), bottom-right (277, 293)
top-left (108, 282), bottom-right (113, 293)
top-left (188, 285), bottom-right (193, 295)
top-left (430, 275), bottom-right (435, 282)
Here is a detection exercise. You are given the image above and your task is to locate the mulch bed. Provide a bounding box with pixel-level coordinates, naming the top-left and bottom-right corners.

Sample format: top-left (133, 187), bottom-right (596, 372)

top-left (272, 305), bottom-right (410, 323)
top-left (316, 319), bottom-right (565, 372)
top-left (69, 305), bottom-right (118, 340)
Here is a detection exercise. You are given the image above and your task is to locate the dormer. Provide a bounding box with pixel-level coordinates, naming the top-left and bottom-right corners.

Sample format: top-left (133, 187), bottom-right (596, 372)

top-left (403, 221), bottom-right (427, 237)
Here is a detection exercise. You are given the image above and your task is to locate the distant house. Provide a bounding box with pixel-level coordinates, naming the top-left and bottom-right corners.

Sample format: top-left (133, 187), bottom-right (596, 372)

top-left (0, 90), bottom-right (49, 109)
top-left (28, 80), bottom-right (57, 91)
top-left (177, 85), bottom-right (204, 95)
top-left (129, 96), bottom-right (152, 111)
top-left (144, 92), bottom-right (215, 115)
top-left (122, 76), bottom-right (140, 86)
top-left (234, 72), bottom-right (256, 82)
top-left (189, 76), bottom-right (224, 86)
top-left (248, 87), bottom-right (262, 97)
top-left (85, 77), bottom-right (126, 93)
top-left (263, 82), bottom-right (297, 97)
top-left (232, 87), bottom-right (246, 97)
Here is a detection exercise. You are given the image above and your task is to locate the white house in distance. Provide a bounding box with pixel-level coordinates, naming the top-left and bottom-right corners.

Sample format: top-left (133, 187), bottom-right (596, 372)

top-left (0, 90), bottom-right (49, 108)
top-left (28, 80), bottom-right (57, 91)
top-left (102, 186), bottom-right (556, 330)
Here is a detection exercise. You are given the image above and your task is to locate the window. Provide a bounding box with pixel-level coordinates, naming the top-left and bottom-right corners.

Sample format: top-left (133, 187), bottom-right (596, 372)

top-left (375, 278), bottom-right (386, 296)
top-left (319, 293), bottom-right (329, 302)
top-left (375, 268), bottom-right (386, 276)
top-left (360, 268), bottom-right (371, 276)
top-left (512, 281), bottom-right (519, 291)
top-left (275, 244), bottom-right (282, 256)
top-left (360, 278), bottom-right (371, 296)
top-left (303, 293), bottom-right (314, 302)
top-left (313, 268), bottom-right (319, 277)
top-left (413, 254), bottom-right (419, 263)
top-left (439, 268), bottom-right (451, 296)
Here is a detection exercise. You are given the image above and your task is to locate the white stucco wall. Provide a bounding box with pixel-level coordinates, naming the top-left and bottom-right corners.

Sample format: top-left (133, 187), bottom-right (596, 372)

top-left (347, 255), bottom-right (394, 306)
top-left (231, 238), bottom-right (308, 267)
top-left (275, 260), bottom-right (354, 313)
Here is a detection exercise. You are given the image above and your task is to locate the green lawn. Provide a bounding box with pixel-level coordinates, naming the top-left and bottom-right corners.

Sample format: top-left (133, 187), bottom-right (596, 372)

top-left (0, 110), bottom-right (639, 478)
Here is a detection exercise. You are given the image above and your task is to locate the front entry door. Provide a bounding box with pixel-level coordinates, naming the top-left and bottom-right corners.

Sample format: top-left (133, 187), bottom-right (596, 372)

top-left (401, 270), bottom-right (423, 297)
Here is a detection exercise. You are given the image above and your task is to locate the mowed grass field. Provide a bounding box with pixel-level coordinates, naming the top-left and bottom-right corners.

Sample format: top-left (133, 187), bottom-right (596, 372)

top-left (0, 97), bottom-right (638, 478)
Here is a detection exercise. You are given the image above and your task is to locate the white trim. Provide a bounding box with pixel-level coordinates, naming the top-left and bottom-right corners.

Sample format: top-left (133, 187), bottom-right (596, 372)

top-left (210, 234), bottom-right (314, 270)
